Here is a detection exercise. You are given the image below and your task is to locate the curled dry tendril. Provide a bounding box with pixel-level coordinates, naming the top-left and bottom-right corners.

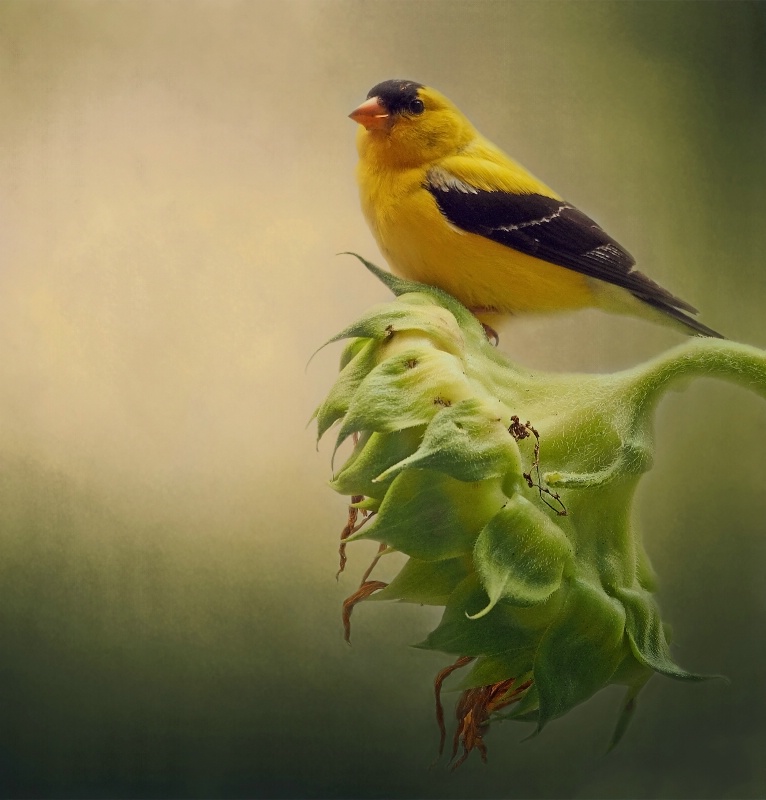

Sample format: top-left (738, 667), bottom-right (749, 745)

top-left (509, 415), bottom-right (567, 516)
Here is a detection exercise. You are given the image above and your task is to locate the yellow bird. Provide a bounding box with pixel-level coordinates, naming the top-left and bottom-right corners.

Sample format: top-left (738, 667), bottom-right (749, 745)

top-left (349, 79), bottom-right (722, 338)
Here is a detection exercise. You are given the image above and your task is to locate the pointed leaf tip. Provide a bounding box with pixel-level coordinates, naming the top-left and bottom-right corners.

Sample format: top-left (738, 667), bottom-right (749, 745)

top-left (616, 587), bottom-right (714, 682)
top-left (338, 252), bottom-right (422, 296)
top-left (338, 253), bottom-right (483, 334)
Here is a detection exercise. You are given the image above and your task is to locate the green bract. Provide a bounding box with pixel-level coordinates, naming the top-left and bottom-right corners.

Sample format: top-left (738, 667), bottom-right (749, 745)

top-left (315, 256), bottom-right (766, 764)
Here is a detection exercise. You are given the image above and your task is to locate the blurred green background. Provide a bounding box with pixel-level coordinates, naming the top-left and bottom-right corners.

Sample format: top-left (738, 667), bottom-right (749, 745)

top-left (1, 1), bottom-right (765, 797)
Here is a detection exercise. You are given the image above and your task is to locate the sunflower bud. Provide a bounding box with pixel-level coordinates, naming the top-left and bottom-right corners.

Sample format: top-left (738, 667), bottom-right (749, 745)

top-left (314, 256), bottom-right (766, 767)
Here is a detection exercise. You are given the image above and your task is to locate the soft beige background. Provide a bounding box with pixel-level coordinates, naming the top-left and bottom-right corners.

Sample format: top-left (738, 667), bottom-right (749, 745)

top-left (1, 2), bottom-right (764, 798)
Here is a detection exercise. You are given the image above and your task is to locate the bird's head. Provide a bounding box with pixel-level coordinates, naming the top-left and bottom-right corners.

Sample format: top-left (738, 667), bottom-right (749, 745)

top-left (350, 80), bottom-right (475, 168)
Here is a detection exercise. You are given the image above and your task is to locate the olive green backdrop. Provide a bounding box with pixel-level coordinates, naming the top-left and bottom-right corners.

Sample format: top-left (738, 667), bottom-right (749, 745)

top-left (1, 1), bottom-right (764, 797)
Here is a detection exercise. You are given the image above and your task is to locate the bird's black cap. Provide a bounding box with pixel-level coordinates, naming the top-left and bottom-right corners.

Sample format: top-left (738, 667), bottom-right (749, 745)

top-left (367, 79), bottom-right (424, 114)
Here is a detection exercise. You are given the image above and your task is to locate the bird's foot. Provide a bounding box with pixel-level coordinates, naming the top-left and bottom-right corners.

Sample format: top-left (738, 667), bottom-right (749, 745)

top-left (469, 307), bottom-right (500, 346)
top-left (481, 322), bottom-right (499, 346)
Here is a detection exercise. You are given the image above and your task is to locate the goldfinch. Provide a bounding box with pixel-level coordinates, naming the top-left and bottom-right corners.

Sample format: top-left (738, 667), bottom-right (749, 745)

top-left (349, 79), bottom-right (722, 338)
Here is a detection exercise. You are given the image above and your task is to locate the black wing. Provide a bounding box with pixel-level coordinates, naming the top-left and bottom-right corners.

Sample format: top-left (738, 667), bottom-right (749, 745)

top-left (425, 171), bottom-right (698, 315)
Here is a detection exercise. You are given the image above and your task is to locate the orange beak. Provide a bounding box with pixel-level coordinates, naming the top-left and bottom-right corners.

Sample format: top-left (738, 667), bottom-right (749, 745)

top-left (348, 97), bottom-right (390, 131)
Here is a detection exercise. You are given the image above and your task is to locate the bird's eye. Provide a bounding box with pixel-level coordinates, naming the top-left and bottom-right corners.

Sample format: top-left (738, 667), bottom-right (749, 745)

top-left (408, 98), bottom-right (425, 115)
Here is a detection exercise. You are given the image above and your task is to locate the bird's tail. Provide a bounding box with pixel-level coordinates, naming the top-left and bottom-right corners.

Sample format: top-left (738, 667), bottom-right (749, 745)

top-left (595, 281), bottom-right (724, 338)
top-left (638, 295), bottom-right (724, 339)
